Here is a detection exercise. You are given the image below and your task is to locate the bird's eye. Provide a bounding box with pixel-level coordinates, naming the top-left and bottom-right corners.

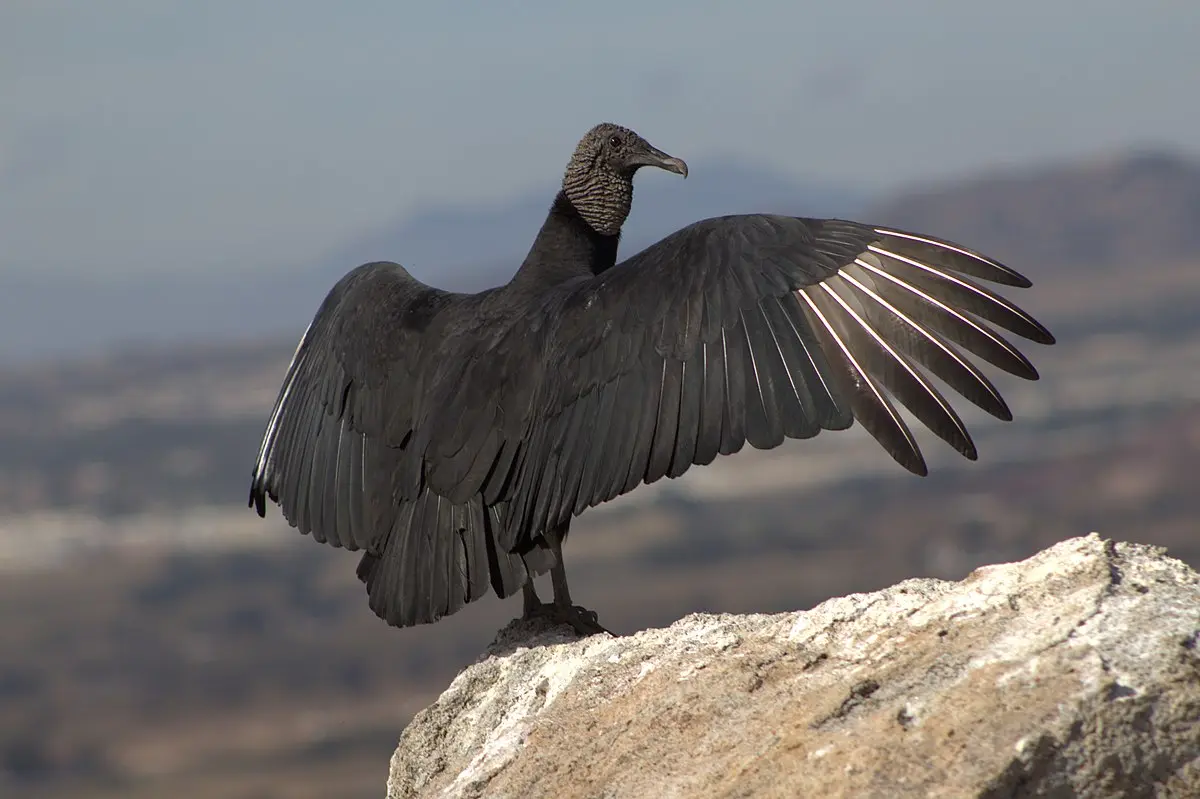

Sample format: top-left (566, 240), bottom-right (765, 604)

top-left (609, 135), bottom-right (623, 148)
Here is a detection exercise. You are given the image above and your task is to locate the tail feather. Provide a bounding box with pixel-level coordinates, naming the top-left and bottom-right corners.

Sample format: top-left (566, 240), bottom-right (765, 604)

top-left (356, 495), bottom-right (551, 628)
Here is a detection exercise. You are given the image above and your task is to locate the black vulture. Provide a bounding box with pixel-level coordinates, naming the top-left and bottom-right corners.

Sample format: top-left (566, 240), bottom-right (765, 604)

top-left (248, 123), bottom-right (1055, 635)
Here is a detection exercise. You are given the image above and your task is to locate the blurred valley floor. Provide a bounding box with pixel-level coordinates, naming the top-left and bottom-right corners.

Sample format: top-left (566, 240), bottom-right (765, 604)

top-left (2, 151), bottom-right (1199, 798)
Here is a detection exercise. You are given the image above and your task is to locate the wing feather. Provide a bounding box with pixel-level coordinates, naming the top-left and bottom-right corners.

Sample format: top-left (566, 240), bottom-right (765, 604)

top-left (501, 217), bottom-right (1053, 547)
top-left (253, 218), bottom-right (1054, 625)
top-left (249, 262), bottom-right (536, 627)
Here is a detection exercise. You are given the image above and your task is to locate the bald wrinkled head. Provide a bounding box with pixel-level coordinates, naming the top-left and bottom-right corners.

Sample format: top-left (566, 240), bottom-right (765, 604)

top-left (562, 123), bottom-right (688, 236)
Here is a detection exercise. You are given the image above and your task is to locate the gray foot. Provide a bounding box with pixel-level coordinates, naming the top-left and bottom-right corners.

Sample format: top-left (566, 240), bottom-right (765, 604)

top-left (523, 602), bottom-right (611, 636)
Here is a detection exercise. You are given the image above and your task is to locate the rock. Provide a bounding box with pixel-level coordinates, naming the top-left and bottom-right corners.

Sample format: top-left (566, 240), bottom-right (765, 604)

top-left (386, 535), bottom-right (1200, 798)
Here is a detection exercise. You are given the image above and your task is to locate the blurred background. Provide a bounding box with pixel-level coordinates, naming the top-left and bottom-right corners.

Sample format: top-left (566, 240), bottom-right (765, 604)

top-left (3, 2), bottom-right (1199, 797)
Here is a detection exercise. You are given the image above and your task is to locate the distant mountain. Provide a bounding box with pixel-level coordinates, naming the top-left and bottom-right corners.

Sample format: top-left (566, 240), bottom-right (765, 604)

top-left (4, 161), bottom-right (863, 365)
top-left (868, 149), bottom-right (1200, 273)
top-left (332, 160), bottom-right (865, 282)
top-left (11, 149), bottom-right (1200, 366)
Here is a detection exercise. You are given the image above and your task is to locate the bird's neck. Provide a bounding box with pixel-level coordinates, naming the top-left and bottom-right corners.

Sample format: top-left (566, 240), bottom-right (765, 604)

top-left (511, 192), bottom-right (621, 288)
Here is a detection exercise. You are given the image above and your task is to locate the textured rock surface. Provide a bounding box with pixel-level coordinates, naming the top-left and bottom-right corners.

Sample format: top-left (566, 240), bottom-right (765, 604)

top-left (387, 535), bottom-right (1200, 798)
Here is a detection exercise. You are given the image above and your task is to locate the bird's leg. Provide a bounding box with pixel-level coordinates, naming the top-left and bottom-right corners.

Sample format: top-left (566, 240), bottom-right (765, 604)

top-left (547, 538), bottom-right (609, 634)
top-left (549, 546), bottom-right (576, 607)
top-left (520, 521), bottom-right (610, 636)
top-left (522, 580), bottom-right (542, 617)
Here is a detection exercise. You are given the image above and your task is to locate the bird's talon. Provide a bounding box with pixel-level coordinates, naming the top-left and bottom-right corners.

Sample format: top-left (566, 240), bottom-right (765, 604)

top-left (522, 601), bottom-right (610, 637)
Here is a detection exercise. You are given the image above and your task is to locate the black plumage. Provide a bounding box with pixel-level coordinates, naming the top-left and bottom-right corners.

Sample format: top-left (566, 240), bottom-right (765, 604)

top-left (248, 123), bottom-right (1055, 634)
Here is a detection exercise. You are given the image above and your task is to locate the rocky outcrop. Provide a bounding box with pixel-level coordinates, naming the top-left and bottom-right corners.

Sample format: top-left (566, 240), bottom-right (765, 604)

top-left (387, 535), bottom-right (1200, 798)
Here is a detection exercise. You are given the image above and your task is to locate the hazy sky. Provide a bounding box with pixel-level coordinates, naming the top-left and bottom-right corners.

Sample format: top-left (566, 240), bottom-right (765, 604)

top-left (2, 1), bottom-right (1197, 277)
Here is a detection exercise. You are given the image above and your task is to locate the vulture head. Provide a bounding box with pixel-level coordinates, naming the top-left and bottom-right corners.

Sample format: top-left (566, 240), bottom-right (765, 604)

top-left (563, 123), bottom-right (688, 235)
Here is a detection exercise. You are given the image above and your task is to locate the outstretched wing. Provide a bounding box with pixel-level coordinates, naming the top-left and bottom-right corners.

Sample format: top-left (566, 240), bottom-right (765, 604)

top-left (248, 262), bottom-right (537, 625)
top-left (249, 261), bottom-right (439, 537)
top-left (503, 215), bottom-right (1054, 549)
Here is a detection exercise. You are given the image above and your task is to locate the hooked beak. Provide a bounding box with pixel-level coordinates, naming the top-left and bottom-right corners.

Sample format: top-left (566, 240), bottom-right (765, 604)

top-left (628, 143), bottom-right (688, 178)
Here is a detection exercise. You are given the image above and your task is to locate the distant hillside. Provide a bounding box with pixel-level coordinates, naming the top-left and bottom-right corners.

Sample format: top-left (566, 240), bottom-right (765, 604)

top-left (8, 151), bottom-right (1200, 799)
top-left (333, 160), bottom-right (864, 277)
top-left (7, 149), bottom-right (1200, 366)
top-left (868, 150), bottom-right (1200, 273)
top-left (0, 161), bottom-right (862, 366)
